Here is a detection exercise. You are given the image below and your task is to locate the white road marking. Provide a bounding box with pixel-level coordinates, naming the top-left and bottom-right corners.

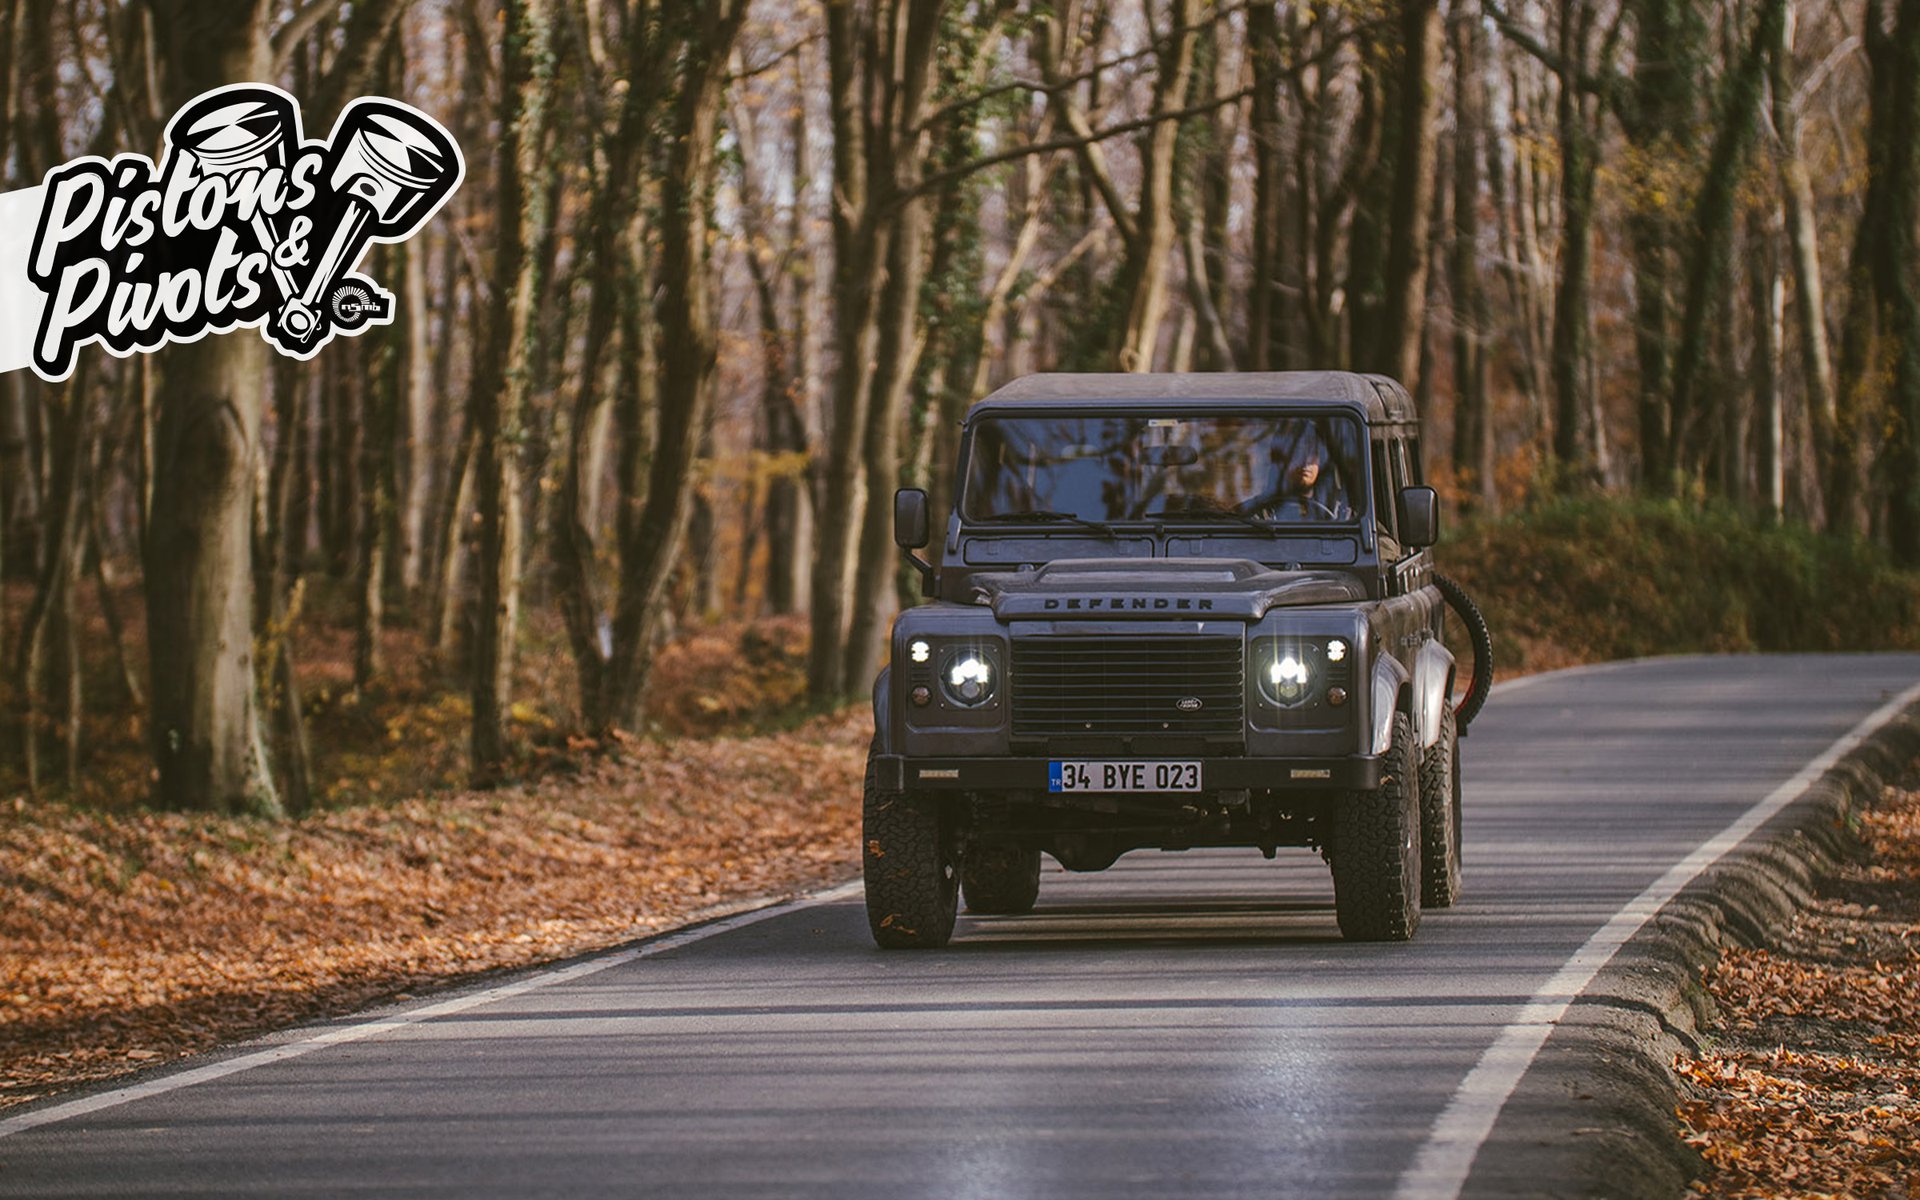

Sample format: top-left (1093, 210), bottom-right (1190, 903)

top-left (0, 881), bottom-right (861, 1141)
top-left (1393, 675), bottom-right (1920, 1200)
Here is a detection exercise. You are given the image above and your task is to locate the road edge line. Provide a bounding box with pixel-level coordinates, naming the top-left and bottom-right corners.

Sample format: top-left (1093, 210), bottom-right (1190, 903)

top-left (1392, 676), bottom-right (1920, 1200)
top-left (0, 881), bottom-right (860, 1141)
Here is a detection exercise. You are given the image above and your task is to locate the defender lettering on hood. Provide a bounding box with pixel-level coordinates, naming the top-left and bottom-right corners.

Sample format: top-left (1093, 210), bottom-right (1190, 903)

top-left (974, 558), bottom-right (1367, 621)
top-left (1043, 596), bottom-right (1213, 611)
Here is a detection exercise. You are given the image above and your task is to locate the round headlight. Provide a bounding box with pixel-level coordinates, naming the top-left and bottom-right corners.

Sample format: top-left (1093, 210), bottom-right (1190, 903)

top-left (1259, 646), bottom-right (1315, 706)
top-left (941, 652), bottom-right (996, 707)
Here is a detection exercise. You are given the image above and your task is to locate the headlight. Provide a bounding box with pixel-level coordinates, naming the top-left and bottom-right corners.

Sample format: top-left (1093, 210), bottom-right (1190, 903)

top-left (940, 650), bottom-right (997, 707)
top-left (1268, 654), bottom-right (1310, 702)
top-left (1256, 641), bottom-right (1321, 707)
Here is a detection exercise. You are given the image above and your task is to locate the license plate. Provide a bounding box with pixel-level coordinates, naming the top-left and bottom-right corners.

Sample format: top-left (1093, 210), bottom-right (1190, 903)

top-left (1049, 761), bottom-right (1202, 793)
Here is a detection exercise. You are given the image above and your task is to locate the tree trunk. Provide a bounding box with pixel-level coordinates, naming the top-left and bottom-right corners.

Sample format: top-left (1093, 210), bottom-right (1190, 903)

top-left (1248, 2), bottom-right (1285, 371)
top-left (401, 234), bottom-right (436, 592)
top-left (734, 86), bottom-right (814, 618)
top-left (88, 500), bottom-right (142, 709)
top-left (1668, 0), bottom-right (1788, 479)
top-left (601, 0), bottom-right (750, 726)
top-left (468, 0), bottom-right (543, 782)
top-left (354, 304), bottom-right (402, 691)
top-left (1382, 0), bottom-right (1444, 387)
top-left (1622, 0), bottom-right (1706, 489)
top-left (12, 383), bottom-right (86, 799)
top-left (1754, 216), bottom-right (1786, 519)
top-left (808, 1), bottom-right (942, 703)
top-left (1769, 7), bottom-right (1836, 523)
top-left (1549, 0), bottom-right (1599, 483)
top-left (258, 357), bottom-right (311, 816)
top-left (1117, 0), bottom-right (1199, 372)
top-left (139, 0), bottom-right (279, 815)
top-left (1450, 0), bottom-right (1495, 513)
top-left (842, 184), bottom-right (933, 692)
top-left (1863, 0), bottom-right (1920, 559)
top-left (431, 424), bottom-right (474, 661)
top-left (146, 334), bottom-right (280, 815)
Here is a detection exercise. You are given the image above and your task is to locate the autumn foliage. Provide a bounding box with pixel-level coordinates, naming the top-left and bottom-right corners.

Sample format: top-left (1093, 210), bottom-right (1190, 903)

top-left (1, 708), bottom-right (866, 1110)
top-left (1678, 772), bottom-right (1920, 1197)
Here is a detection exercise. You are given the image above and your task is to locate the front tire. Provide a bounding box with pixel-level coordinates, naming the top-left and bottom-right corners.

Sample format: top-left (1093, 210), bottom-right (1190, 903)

top-left (963, 843), bottom-right (1042, 914)
top-left (1419, 704), bottom-right (1463, 908)
top-left (1331, 711), bottom-right (1422, 942)
top-left (862, 739), bottom-right (958, 948)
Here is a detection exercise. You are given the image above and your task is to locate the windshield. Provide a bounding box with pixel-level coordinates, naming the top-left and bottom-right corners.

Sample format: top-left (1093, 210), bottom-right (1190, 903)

top-left (960, 412), bottom-right (1366, 525)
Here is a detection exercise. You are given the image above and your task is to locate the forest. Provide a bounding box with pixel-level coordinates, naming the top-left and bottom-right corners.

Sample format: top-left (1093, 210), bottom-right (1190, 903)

top-left (1, 0), bottom-right (1917, 815)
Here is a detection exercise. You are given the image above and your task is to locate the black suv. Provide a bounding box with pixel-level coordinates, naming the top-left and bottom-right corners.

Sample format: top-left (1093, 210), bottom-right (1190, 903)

top-left (865, 371), bottom-right (1469, 947)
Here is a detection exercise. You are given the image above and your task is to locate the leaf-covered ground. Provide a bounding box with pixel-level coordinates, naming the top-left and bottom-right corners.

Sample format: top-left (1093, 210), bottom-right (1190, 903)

top-left (1678, 767), bottom-right (1920, 1197)
top-left (0, 709), bottom-right (868, 1110)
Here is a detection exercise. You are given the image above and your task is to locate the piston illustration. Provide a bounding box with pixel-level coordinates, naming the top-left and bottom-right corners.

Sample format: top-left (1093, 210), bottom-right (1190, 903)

top-left (172, 91), bottom-right (303, 304)
top-left (20, 82), bottom-right (464, 381)
top-left (266, 100), bottom-right (462, 354)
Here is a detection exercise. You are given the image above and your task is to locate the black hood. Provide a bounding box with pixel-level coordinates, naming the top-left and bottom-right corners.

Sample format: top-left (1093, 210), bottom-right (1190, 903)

top-left (970, 558), bottom-right (1365, 621)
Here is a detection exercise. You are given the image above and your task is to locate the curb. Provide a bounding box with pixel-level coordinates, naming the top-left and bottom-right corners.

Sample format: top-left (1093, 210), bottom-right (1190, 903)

top-left (1461, 704), bottom-right (1920, 1198)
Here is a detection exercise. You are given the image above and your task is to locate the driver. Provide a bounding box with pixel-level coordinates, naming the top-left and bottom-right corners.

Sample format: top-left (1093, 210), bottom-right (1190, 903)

top-left (1248, 420), bottom-right (1349, 519)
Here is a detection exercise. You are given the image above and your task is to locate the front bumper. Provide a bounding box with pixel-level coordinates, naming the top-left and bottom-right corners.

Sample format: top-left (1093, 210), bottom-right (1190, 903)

top-left (874, 754), bottom-right (1383, 793)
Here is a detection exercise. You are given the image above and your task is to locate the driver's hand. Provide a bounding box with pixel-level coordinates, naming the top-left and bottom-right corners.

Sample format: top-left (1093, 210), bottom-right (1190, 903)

top-left (1289, 462), bottom-right (1320, 490)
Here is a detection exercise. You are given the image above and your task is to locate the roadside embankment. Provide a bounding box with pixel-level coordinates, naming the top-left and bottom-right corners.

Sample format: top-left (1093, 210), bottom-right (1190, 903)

top-left (1463, 702), bottom-right (1920, 1198)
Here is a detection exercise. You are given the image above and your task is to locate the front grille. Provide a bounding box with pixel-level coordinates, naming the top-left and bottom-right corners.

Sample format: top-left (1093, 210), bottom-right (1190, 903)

top-left (1011, 636), bottom-right (1244, 737)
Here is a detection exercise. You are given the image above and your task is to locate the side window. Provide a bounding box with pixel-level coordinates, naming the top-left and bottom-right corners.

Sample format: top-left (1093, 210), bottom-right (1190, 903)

top-left (1371, 439), bottom-right (1396, 537)
top-left (1398, 436), bottom-right (1423, 486)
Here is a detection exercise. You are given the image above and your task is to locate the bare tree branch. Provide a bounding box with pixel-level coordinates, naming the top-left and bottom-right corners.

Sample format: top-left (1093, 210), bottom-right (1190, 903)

top-left (903, 84), bottom-right (1254, 210)
top-left (730, 31), bottom-right (818, 82)
top-left (1481, 0), bottom-right (1622, 101)
top-left (913, 1), bottom-right (1253, 135)
top-left (269, 0), bottom-right (348, 76)
top-left (311, 0), bottom-right (409, 125)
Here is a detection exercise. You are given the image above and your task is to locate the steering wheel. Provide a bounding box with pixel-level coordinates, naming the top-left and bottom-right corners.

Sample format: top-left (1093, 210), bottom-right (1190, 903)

top-left (1237, 496), bottom-right (1340, 520)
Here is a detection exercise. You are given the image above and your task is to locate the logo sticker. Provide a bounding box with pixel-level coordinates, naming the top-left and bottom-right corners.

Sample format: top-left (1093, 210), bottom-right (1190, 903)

top-left (11, 83), bottom-right (462, 382)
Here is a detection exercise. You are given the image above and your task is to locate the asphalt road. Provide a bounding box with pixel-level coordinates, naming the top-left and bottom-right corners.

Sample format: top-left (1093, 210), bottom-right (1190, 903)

top-left (5, 655), bottom-right (1918, 1199)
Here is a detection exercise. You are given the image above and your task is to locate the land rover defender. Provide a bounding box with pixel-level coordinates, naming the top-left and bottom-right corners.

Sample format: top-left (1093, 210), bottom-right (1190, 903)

top-left (863, 371), bottom-right (1487, 948)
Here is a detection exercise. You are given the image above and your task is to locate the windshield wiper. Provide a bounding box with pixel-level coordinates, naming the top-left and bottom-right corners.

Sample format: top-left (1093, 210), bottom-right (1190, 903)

top-left (1160, 508), bottom-right (1279, 533)
top-left (984, 510), bottom-right (1118, 537)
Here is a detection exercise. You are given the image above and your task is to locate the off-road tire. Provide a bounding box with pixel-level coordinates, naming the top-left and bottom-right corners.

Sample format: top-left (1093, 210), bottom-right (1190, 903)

top-left (963, 844), bottom-right (1042, 914)
top-left (1434, 571), bottom-right (1494, 731)
top-left (1330, 712), bottom-right (1422, 942)
top-left (1418, 704), bottom-right (1463, 908)
top-left (862, 739), bottom-right (958, 948)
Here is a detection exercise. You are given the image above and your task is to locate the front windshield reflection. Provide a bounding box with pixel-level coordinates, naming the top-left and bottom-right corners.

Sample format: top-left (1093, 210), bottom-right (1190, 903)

top-left (961, 413), bottom-right (1364, 525)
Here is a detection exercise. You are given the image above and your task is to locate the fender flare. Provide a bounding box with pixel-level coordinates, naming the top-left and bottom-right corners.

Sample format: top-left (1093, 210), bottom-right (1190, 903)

top-left (1369, 654), bottom-right (1412, 756)
top-left (1413, 640), bottom-right (1457, 750)
top-left (871, 667), bottom-right (893, 754)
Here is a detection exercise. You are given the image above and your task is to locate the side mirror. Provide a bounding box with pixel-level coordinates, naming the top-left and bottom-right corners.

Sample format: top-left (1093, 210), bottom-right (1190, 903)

top-left (894, 488), bottom-right (930, 550)
top-left (1397, 486), bottom-right (1440, 548)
